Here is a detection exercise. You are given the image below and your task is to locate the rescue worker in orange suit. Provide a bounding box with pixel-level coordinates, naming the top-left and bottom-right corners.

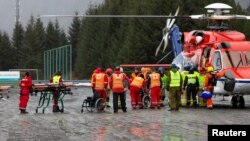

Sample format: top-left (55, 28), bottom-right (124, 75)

top-left (92, 68), bottom-right (108, 105)
top-left (204, 65), bottom-right (224, 109)
top-left (50, 71), bottom-right (64, 112)
top-left (131, 67), bottom-right (140, 81)
top-left (91, 67), bottom-right (101, 93)
top-left (183, 68), bottom-right (199, 107)
top-left (105, 68), bottom-right (113, 108)
top-left (19, 72), bottom-right (33, 114)
top-left (147, 69), bottom-right (162, 109)
top-left (109, 66), bottom-right (130, 113)
top-left (130, 74), bottom-right (146, 109)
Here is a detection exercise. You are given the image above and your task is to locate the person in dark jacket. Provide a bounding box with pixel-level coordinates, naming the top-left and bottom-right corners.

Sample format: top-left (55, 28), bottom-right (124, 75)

top-left (183, 68), bottom-right (199, 107)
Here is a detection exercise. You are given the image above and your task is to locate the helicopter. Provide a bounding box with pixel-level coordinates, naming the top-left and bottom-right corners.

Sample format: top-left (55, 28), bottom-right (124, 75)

top-left (151, 2), bottom-right (250, 108)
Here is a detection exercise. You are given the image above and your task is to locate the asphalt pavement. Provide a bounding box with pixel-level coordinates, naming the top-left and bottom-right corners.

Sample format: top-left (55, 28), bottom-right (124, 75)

top-left (0, 87), bottom-right (250, 141)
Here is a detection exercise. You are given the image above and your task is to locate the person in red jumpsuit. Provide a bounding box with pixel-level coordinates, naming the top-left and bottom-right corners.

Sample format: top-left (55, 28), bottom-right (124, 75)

top-left (19, 72), bottom-right (32, 114)
top-left (92, 68), bottom-right (109, 104)
top-left (147, 69), bottom-right (162, 109)
top-left (130, 74), bottom-right (146, 109)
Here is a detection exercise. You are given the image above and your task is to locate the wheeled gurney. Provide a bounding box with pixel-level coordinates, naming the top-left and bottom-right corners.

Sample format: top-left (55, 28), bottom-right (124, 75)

top-left (32, 82), bottom-right (73, 114)
top-left (0, 86), bottom-right (11, 100)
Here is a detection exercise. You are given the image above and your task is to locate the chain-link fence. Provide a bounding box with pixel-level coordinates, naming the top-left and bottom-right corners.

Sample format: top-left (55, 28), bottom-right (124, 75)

top-left (44, 45), bottom-right (72, 80)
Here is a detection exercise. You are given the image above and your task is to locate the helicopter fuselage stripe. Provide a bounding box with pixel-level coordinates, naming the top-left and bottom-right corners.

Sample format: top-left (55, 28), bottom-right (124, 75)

top-left (217, 78), bottom-right (250, 83)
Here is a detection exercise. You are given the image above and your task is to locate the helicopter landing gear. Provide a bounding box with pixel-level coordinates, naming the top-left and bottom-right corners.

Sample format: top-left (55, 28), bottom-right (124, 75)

top-left (231, 95), bottom-right (245, 109)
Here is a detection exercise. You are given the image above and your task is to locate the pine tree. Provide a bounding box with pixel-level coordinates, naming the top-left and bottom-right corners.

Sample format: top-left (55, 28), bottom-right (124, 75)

top-left (68, 11), bottom-right (81, 71)
top-left (33, 18), bottom-right (46, 78)
top-left (12, 22), bottom-right (24, 68)
top-left (0, 32), bottom-right (15, 70)
top-left (21, 16), bottom-right (36, 68)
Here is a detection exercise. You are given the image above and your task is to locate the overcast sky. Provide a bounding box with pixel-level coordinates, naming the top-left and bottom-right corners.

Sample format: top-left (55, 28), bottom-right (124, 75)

top-left (0, 0), bottom-right (103, 36)
top-left (0, 0), bottom-right (248, 37)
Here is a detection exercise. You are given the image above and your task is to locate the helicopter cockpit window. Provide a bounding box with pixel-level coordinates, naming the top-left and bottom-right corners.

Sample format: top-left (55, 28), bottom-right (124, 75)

top-left (221, 51), bottom-right (243, 69)
top-left (212, 51), bottom-right (222, 70)
top-left (244, 52), bottom-right (250, 66)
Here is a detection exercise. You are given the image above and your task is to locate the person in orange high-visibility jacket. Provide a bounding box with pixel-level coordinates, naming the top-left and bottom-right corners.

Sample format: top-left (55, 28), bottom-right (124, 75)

top-left (109, 66), bottom-right (130, 113)
top-left (147, 69), bottom-right (162, 109)
top-left (19, 72), bottom-right (33, 114)
top-left (91, 68), bottom-right (101, 92)
top-left (204, 65), bottom-right (224, 109)
top-left (92, 68), bottom-right (108, 103)
top-left (130, 74), bottom-right (146, 109)
top-left (131, 67), bottom-right (140, 81)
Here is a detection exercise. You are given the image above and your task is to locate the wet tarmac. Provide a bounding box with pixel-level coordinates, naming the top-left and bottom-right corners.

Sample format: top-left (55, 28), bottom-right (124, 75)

top-left (1, 87), bottom-right (250, 141)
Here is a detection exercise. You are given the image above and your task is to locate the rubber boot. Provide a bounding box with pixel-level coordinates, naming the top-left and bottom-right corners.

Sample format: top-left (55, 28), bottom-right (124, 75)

top-left (193, 101), bottom-right (198, 108)
top-left (20, 109), bottom-right (28, 114)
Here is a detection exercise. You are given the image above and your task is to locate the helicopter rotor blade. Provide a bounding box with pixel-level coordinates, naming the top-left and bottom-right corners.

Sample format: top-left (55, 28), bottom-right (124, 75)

top-left (166, 13), bottom-right (172, 27)
top-left (155, 6), bottom-right (179, 56)
top-left (162, 33), bottom-right (169, 52)
top-left (168, 7), bottom-right (179, 28)
top-left (155, 39), bottom-right (164, 56)
top-left (189, 14), bottom-right (204, 19)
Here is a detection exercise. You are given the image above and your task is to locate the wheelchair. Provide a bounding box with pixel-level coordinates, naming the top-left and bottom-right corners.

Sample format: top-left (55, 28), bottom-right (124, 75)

top-left (81, 94), bottom-right (105, 113)
top-left (140, 90), bottom-right (151, 109)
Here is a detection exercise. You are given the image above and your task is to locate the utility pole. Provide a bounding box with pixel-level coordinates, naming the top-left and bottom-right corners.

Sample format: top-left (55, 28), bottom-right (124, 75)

top-left (15, 0), bottom-right (21, 68)
top-left (16, 0), bottom-right (20, 24)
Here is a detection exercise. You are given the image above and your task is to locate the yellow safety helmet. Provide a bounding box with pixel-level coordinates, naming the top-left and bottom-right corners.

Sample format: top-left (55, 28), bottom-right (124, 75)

top-left (207, 66), bottom-right (214, 72)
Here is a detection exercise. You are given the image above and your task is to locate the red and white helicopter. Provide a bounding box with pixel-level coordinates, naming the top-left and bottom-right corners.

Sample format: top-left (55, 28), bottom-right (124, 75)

top-left (41, 3), bottom-right (250, 108)
top-left (122, 3), bottom-right (250, 108)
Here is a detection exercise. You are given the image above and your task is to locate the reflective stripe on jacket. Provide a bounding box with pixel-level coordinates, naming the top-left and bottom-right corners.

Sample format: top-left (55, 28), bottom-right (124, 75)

top-left (187, 74), bottom-right (196, 84)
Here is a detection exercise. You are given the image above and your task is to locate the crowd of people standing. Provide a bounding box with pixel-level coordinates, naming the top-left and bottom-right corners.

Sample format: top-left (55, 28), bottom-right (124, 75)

top-left (18, 63), bottom-right (219, 114)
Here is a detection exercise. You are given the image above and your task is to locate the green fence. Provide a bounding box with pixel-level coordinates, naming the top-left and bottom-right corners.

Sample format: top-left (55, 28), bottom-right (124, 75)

top-left (44, 45), bottom-right (72, 80)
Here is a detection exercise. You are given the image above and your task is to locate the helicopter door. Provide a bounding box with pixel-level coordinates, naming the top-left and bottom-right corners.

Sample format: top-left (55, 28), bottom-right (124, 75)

top-left (212, 50), bottom-right (236, 92)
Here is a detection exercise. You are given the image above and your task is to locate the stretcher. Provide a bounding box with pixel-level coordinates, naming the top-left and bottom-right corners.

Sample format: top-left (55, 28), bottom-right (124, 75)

top-left (32, 82), bottom-right (73, 114)
top-left (0, 86), bottom-right (11, 100)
